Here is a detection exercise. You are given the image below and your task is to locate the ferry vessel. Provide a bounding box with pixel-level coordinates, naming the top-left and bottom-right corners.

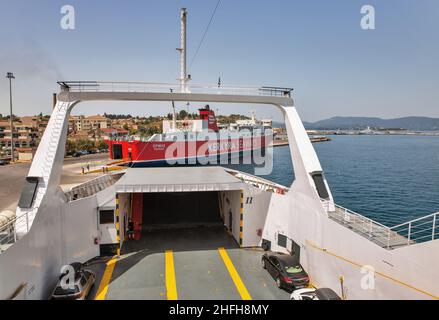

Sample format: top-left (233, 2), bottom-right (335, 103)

top-left (105, 106), bottom-right (272, 167)
top-left (0, 8), bottom-right (438, 300)
top-left (1, 78), bottom-right (437, 300)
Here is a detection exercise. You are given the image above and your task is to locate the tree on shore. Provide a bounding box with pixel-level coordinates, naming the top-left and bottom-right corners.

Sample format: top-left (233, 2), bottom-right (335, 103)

top-left (65, 139), bottom-right (108, 154)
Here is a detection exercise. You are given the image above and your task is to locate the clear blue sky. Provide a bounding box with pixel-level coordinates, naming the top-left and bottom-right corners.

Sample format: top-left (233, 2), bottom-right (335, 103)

top-left (0, 0), bottom-right (438, 122)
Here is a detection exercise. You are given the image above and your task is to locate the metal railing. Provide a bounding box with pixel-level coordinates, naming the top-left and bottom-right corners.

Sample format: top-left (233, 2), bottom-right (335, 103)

top-left (65, 172), bottom-right (124, 201)
top-left (326, 203), bottom-right (397, 249)
top-left (0, 209), bottom-right (34, 253)
top-left (390, 212), bottom-right (438, 245)
top-left (226, 169), bottom-right (289, 194)
top-left (323, 200), bottom-right (439, 249)
top-left (57, 81), bottom-right (293, 97)
top-left (259, 86), bottom-right (294, 97)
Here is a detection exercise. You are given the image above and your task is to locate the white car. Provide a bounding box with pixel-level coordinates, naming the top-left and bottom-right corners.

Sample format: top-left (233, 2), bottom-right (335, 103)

top-left (290, 288), bottom-right (341, 300)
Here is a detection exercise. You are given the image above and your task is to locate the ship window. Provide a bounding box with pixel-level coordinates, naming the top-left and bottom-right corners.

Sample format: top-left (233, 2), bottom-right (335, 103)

top-left (261, 239), bottom-right (271, 251)
top-left (277, 234), bottom-right (287, 248)
top-left (18, 177), bottom-right (39, 208)
top-left (99, 210), bottom-right (114, 224)
top-left (311, 172), bottom-right (329, 199)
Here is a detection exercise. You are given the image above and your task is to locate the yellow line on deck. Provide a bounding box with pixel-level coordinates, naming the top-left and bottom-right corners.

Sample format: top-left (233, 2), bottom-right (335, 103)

top-left (95, 257), bottom-right (117, 300)
top-left (218, 247), bottom-right (252, 300)
top-left (165, 250), bottom-right (178, 300)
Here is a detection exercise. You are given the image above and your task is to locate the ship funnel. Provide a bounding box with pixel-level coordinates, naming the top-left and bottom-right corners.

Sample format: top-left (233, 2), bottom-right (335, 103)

top-left (199, 105), bottom-right (219, 132)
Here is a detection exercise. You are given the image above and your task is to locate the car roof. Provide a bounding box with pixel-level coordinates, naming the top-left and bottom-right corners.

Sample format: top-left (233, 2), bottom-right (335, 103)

top-left (274, 254), bottom-right (300, 266)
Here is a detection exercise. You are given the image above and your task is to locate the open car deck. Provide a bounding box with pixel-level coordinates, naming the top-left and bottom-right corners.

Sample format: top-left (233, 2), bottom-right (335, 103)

top-left (87, 226), bottom-right (291, 300)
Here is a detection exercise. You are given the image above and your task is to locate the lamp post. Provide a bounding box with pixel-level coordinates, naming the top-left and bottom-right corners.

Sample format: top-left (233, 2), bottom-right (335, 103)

top-left (6, 72), bottom-right (15, 162)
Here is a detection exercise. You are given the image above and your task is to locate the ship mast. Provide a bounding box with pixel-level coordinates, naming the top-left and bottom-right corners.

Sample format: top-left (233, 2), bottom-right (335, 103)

top-left (172, 8), bottom-right (190, 131)
top-left (177, 8), bottom-right (190, 93)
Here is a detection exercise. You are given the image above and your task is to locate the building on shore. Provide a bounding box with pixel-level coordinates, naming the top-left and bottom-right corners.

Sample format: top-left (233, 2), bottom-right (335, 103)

top-left (1, 114), bottom-right (117, 161)
top-left (0, 117), bottom-right (48, 150)
top-left (99, 128), bottom-right (129, 140)
top-left (68, 115), bottom-right (111, 134)
top-left (0, 116), bottom-right (50, 160)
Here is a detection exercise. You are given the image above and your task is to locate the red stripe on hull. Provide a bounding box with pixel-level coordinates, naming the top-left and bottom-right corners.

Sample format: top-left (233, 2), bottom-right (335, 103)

top-left (107, 136), bottom-right (269, 162)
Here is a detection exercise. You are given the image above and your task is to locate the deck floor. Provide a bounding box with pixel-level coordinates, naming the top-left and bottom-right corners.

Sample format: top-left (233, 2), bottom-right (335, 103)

top-left (87, 225), bottom-right (290, 300)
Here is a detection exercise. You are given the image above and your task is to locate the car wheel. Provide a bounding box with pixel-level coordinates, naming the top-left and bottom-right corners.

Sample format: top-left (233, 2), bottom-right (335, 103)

top-left (276, 277), bottom-right (282, 288)
top-left (262, 258), bottom-right (266, 269)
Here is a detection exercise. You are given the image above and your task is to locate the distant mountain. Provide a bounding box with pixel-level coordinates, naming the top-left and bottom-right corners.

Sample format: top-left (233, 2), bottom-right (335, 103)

top-left (272, 121), bottom-right (286, 129)
top-left (303, 116), bottom-right (439, 131)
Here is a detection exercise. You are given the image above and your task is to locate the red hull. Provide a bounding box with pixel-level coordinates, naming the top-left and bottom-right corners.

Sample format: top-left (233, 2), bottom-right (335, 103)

top-left (107, 136), bottom-right (268, 164)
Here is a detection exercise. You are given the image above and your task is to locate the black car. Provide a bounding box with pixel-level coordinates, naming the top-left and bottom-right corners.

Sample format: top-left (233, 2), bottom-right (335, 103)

top-left (262, 253), bottom-right (309, 291)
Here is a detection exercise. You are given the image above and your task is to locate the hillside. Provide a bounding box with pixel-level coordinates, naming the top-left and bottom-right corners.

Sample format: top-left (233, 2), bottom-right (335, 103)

top-left (303, 116), bottom-right (439, 131)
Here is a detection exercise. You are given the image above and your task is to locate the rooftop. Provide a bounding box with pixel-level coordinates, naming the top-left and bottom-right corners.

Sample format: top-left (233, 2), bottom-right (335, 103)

top-left (114, 166), bottom-right (243, 193)
top-left (84, 115), bottom-right (109, 121)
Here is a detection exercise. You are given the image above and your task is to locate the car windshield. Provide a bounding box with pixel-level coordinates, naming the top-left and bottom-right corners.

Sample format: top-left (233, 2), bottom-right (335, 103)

top-left (285, 265), bottom-right (303, 274)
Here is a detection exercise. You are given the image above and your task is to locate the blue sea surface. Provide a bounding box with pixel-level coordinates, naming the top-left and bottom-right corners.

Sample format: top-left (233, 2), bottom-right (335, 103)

top-left (236, 135), bottom-right (439, 226)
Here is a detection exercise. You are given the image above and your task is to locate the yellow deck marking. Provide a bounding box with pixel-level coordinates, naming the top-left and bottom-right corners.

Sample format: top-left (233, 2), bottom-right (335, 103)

top-left (165, 250), bottom-right (178, 300)
top-left (95, 257), bottom-right (117, 300)
top-left (218, 247), bottom-right (252, 300)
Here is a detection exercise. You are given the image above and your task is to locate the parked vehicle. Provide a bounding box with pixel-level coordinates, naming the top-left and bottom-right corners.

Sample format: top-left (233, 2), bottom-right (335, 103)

top-left (290, 288), bottom-right (341, 300)
top-left (261, 253), bottom-right (309, 291)
top-left (50, 262), bottom-right (95, 300)
top-left (0, 159), bottom-right (9, 166)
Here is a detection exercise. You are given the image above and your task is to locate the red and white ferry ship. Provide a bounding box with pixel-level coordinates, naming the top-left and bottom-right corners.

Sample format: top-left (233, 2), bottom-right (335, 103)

top-left (106, 106), bottom-right (272, 167)
top-left (105, 7), bottom-right (273, 167)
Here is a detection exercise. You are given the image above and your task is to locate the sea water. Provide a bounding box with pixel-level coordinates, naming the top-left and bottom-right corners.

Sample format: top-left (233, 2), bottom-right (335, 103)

top-left (234, 135), bottom-right (439, 226)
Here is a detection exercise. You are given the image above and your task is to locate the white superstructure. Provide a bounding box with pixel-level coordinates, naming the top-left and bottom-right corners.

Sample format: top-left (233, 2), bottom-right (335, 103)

top-left (0, 82), bottom-right (438, 300)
